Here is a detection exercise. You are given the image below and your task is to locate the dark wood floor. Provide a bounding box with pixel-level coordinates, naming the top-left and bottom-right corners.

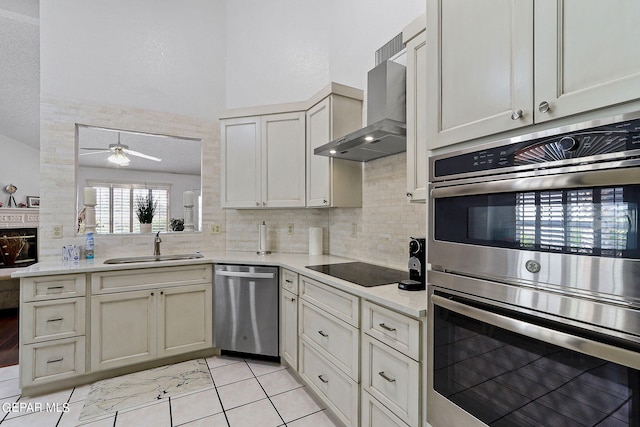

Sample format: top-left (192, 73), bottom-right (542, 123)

top-left (0, 309), bottom-right (18, 367)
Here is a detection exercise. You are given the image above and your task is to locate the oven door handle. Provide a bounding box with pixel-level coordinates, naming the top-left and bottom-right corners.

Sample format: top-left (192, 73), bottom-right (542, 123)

top-left (431, 167), bottom-right (639, 198)
top-left (432, 294), bottom-right (640, 370)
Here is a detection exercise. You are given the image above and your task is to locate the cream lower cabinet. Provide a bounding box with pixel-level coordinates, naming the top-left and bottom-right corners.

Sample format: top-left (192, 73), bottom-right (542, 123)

top-left (20, 274), bottom-right (87, 388)
top-left (91, 283), bottom-right (212, 372)
top-left (361, 301), bottom-right (422, 427)
top-left (90, 265), bottom-right (212, 372)
top-left (280, 268), bottom-right (299, 369)
top-left (298, 275), bottom-right (360, 427)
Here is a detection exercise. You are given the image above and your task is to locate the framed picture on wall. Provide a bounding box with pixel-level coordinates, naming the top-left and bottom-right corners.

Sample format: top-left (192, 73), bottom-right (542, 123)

top-left (26, 196), bottom-right (40, 208)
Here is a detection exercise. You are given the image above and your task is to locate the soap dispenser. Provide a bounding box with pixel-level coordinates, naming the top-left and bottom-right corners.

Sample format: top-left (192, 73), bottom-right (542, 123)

top-left (85, 232), bottom-right (95, 259)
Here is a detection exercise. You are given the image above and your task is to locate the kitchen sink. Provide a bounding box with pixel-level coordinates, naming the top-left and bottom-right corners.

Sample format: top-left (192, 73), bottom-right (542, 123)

top-left (104, 253), bottom-right (204, 264)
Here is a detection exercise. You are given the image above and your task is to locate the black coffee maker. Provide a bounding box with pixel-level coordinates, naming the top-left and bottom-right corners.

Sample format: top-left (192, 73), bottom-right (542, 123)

top-left (398, 237), bottom-right (426, 291)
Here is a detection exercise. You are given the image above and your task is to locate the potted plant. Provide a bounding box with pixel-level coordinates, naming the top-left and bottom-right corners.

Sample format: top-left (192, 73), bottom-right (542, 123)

top-left (135, 194), bottom-right (157, 233)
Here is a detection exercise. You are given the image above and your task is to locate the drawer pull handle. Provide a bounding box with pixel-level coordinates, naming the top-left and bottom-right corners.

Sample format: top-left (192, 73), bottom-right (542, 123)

top-left (318, 330), bottom-right (329, 338)
top-left (47, 357), bottom-right (64, 364)
top-left (379, 323), bottom-right (396, 332)
top-left (318, 374), bottom-right (329, 384)
top-left (47, 318), bottom-right (64, 322)
top-left (290, 297), bottom-right (296, 302)
top-left (285, 279), bottom-right (293, 283)
top-left (379, 371), bottom-right (396, 383)
top-left (47, 286), bottom-right (64, 290)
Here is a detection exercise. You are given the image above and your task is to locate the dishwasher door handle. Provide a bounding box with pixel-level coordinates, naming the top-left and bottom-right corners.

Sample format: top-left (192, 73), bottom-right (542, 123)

top-left (216, 270), bottom-right (276, 279)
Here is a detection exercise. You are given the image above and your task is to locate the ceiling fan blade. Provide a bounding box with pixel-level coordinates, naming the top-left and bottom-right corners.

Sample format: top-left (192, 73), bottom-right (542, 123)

top-left (80, 147), bottom-right (110, 151)
top-left (122, 148), bottom-right (162, 162)
top-left (79, 150), bottom-right (111, 156)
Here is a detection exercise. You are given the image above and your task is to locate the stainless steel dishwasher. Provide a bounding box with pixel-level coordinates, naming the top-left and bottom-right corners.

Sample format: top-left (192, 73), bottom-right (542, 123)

top-left (213, 264), bottom-right (279, 357)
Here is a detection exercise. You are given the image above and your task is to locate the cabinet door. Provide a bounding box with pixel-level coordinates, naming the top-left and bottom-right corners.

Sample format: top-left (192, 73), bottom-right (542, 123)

top-left (306, 98), bottom-right (332, 207)
top-left (221, 116), bottom-right (262, 208)
top-left (158, 284), bottom-right (212, 358)
top-left (91, 290), bottom-right (156, 371)
top-left (535, 0), bottom-right (640, 122)
top-left (262, 112), bottom-right (306, 207)
top-left (406, 30), bottom-right (428, 201)
top-left (426, 0), bottom-right (534, 148)
top-left (280, 289), bottom-right (298, 369)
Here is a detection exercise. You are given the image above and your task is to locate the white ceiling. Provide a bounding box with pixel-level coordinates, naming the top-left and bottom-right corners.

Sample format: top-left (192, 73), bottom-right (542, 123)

top-left (78, 126), bottom-right (201, 176)
top-left (1, 0), bottom-right (201, 176)
top-left (0, 0), bottom-right (40, 149)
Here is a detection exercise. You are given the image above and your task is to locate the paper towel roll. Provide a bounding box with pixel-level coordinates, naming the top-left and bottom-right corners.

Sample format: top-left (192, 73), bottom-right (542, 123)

top-left (258, 222), bottom-right (270, 254)
top-left (309, 227), bottom-right (323, 255)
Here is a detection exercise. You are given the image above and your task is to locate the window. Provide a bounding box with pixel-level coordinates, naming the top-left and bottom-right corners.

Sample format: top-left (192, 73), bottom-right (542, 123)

top-left (89, 182), bottom-right (170, 234)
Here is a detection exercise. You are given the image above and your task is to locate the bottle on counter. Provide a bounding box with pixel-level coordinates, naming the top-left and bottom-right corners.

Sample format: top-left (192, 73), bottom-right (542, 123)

top-left (85, 232), bottom-right (94, 259)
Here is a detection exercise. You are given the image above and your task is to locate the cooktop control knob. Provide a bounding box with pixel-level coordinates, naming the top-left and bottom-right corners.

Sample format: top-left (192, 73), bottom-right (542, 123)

top-left (559, 136), bottom-right (579, 152)
top-left (409, 238), bottom-right (422, 255)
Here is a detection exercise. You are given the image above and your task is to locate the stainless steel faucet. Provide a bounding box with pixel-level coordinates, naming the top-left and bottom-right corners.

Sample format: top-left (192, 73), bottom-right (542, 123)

top-left (154, 231), bottom-right (162, 256)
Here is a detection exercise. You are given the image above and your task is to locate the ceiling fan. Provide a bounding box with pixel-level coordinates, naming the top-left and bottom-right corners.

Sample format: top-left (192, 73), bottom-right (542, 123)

top-left (80, 132), bottom-right (162, 166)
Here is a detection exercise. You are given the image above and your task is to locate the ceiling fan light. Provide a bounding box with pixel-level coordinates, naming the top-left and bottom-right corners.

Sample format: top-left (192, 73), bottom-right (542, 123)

top-left (108, 152), bottom-right (130, 166)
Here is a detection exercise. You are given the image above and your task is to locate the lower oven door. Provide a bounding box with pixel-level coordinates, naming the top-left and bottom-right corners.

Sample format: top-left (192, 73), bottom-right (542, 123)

top-left (427, 287), bottom-right (640, 427)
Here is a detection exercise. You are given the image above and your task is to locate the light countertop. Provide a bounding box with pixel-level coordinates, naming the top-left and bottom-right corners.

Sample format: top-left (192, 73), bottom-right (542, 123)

top-left (12, 251), bottom-right (427, 318)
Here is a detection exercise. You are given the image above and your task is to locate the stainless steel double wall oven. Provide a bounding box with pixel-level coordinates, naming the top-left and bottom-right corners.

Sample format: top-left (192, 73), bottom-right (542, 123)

top-left (427, 112), bottom-right (640, 427)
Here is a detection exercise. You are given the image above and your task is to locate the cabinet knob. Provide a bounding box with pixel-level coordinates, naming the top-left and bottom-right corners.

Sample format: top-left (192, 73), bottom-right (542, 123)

top-left (511, 109), bottom-right (523, 120)
top-left (256, 202), bottom-right (260, 206)
top-left (538, 101), bottom-right (551, 114)
top-left (323, 199), bottom-right (328, 205)
top-left (151, 292), bottom-right (154, 296)
top-left (160, 291), bottom-right (164, 295)
top-left (406, 192), bottom-right (413, 198)
top-left (262, 202), bottom-right (266, 206)
top-left (290, 297), bottom-right (296, 302)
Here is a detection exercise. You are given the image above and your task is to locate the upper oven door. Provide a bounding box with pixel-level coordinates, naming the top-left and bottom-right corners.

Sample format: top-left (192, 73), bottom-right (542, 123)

top-left (429, 166), bottom-right (640, 305)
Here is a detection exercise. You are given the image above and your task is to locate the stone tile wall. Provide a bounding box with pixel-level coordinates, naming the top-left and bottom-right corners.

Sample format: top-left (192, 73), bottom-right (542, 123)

top-left (39, 96), bottom-right (225, 260)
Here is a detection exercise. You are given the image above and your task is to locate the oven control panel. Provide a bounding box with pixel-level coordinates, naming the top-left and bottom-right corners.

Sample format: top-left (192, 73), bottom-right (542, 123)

top-left (433, 115), bottom-right (640, 179)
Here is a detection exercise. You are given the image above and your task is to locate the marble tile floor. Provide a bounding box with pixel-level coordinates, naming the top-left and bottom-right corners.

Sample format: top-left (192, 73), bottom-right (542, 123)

top-left (0, 356), bottom-right (341, 427)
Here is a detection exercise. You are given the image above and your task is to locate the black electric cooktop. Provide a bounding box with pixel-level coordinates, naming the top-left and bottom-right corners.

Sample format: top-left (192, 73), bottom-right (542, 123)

top-left (305, 262), bottom-right (408, 287)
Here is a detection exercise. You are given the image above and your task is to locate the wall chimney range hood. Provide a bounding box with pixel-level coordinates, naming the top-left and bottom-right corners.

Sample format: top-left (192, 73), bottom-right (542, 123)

top-left (314, 60), bottom-right (407, 162)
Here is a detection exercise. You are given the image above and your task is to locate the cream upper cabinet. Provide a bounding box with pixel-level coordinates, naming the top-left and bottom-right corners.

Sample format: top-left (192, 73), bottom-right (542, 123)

top-left (262, 112), bottom-right (306, 207)
top-left (221, 116), bottom-right (261, 208)
top-left (426, 0), bottom-right (533, 149)
top-left (427, 0), bottom-right (640, 149)
top-left (222, 112), bottom-right (306, 208)
top-left (534, 0), bottom-right (640, 123)
top-left (404, 15), bottom-right (428, 202)
top-left (306, 95), bottom-right (363, 208)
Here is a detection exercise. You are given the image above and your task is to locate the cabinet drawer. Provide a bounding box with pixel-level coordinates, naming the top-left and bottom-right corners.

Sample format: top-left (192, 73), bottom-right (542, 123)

top-left (362, 334), bottom-right (420, 427)
top-left (299, 299), bottom-right (358, 381)
top-left (363, 300), bottom-right (421, 360)
top-left (281, 268), bottom-right (299, 295)
top-left (300, 275), bottom-right (359, 327)
top-left (361, 390), bottom-right (409, 427)
top-left (300, 342), bottom-right (359, 427)
top-left (22, 274), bottom-right (86, 302)
top-left (22, 298), bottom-right (85, 344)
top-left (92, 265), bottom-right (212, 293)
top-left (21, 337), bottom-right (86, 387)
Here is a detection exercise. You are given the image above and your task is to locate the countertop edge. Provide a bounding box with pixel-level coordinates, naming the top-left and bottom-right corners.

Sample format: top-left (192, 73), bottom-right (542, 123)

top-left (11, 252), bottom-right (427, 318)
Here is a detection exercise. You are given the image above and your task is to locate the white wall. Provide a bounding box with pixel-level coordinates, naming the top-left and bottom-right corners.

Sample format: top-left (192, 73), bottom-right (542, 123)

top-left (225, 0), bottom-right (425, 107)
top-left (41, 0), bottom-right (226, 118)
top-left (1, 135), bottom-right (40, 205)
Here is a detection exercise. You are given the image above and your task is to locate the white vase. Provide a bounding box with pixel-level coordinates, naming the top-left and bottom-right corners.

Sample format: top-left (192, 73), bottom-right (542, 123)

top-left (140, 223), bottom-right (153, 233)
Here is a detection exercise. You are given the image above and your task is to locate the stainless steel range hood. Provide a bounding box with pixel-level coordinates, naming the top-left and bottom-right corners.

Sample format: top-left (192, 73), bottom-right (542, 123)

top-left (314, 60), bottom-right (406, 162)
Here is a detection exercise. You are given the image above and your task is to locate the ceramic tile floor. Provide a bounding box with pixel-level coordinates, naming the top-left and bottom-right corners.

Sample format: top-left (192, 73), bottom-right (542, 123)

top-left (0, 356), bottom-right (341, 427)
